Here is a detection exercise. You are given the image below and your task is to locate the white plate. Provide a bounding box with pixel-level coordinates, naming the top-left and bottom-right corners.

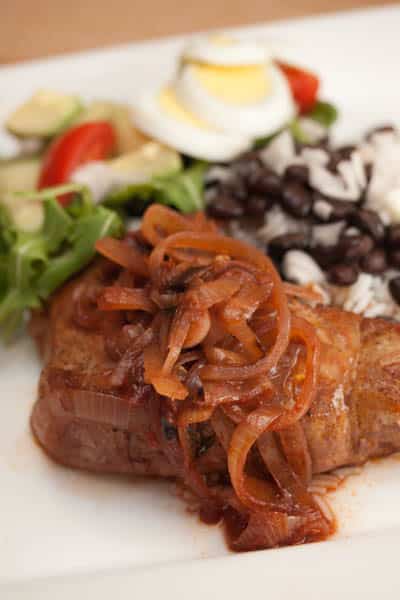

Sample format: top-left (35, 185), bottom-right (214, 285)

top-left (2, 6), bottom-right (400, 598)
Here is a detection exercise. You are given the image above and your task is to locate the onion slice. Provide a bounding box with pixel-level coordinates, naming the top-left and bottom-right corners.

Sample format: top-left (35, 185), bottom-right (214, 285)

top-left (90, 204), bottom-right (328, 551)
top-left (98, 286), bottom-right (156, 313)
top-left (96, 237), bottom-right (149, 277)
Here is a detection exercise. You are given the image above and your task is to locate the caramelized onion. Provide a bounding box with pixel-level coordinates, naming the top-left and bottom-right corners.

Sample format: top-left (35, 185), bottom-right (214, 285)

top-left (144, 340), bottom-right (188, 400)
top-left (227, 406), bottom-right (282, 510)
top-left (228, 510), bottom-right (290, 552)
top-left (283, 282), bottom-right (324, 303)
top-left (271, 316), bottom-right (320, 431)
top-left (90, 204), bottom-right (328, 551)
top-left (141, 204), bottom-right (216, 247)
top-left (257, 432), bottom-right (316, 511)
top-left (279, 422), bottom-right (312, 486)
top-left (148, 231), bottom-right (290, 380)
top-left (183, 311), bottom-right (211, 349)
top-left (96, 237), bottom-right (149, 277)
top-left (98, 286), bottom-right (156, 313)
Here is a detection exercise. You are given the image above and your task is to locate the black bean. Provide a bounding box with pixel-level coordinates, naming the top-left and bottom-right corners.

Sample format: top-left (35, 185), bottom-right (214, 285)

top-left (312, 193), bottom-right (355, 222)
top-left (360, 248), bottom-right (387, 274)
top-left (295, 138), bottom-right (330, 153)
top-left (247, 168), bottom-right (282, 197)
top-left (284, 164), bottom-right (309, 184)
top-left (281, 181), bottom-right (312, 218)
top-left (232, 153), bottom-right (263, 179)
top-left (388, 249), bottom-right (400, 269)
top-left (328, 145), bottom-right (357, 171)
top-left (207, 194), bottom-right (244, 219)
top-left (389, 276), bottom-right (400, 305)
top-left (245, 195), bottom-right (269, 217)
top-left (337, 233), bottom-right (374, 261)
top-left (366, 124), bottom-right (396, 141)
top-left (224, 179), bottom-right (248, 202)
top-left (311, 244), bottom-right (340, 268)
top-left (386, 224), bottom-right (400, 248)
top-left (350, 209), bottom-right (385, 242)
top-left (328, 263), bottom-right (359, 286)
top-left (376, 315), bottom-right (397, 323)
top-left (269, 232), bottom-right (309, 259)
top-left (365, 163), bottom-right (373, 183)
top-left (235, 150), bottom-right (262, 163)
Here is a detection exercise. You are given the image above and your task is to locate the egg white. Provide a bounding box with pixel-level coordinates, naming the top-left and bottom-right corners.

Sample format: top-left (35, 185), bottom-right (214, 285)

top-left (131, 88), bottom-right (251, 162)
top-left (182, 35), bottom-right (271, 66)
top-left (175, 63), bottom-right (296, 138)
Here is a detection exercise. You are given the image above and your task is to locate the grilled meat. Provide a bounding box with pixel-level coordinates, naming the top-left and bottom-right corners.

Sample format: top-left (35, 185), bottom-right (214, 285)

top-left (30, 262), bottom-right (400, 479)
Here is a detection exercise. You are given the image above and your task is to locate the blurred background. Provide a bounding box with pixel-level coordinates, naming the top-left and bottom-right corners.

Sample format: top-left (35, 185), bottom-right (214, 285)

top-left (1, 0), bottom-right (396, 63)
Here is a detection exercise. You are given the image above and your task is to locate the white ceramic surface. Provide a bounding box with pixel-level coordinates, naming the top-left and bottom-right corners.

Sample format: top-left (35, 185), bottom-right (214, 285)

top-left (1, 5), bottom-right (400, 598)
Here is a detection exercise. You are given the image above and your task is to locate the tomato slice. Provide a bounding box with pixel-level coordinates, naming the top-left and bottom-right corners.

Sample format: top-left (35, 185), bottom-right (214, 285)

top-left (38, 121), bottom-right (116, 204)
top-left (277, 62), bottom-right (320, 114)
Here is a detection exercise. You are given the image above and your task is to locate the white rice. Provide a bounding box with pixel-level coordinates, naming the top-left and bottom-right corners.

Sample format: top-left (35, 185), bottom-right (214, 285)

top-left (213, 126), bottom-right (400, 321)
top-left (313, 198), bottom-right (334, 221)
top-left (282, 250), bottom-right (326, 285)
top-left (259, 130), bottom-right (296, 175)
top-left (330, 271), bottom-right (400, 320)
top-left (312, 494), bottom-right (335, 522)
top-left (364, 131), bottom-right (400, 223)
top-left (259, 129), bottom-right (400, 319)
top-left (311, 221), bottom-right (345, 247)
top-left (257, 205), bottom-right (309, 243)
top-left (308, 466), bottom-right (362, 496)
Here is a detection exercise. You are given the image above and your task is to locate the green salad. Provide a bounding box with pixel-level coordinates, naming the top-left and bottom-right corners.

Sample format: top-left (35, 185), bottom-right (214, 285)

top-left (0, 65), bottom-right (337, 341)
top-left (0, 185), bottom-right (121, 340)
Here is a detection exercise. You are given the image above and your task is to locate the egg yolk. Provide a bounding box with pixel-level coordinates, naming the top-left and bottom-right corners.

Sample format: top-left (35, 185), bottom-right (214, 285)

top-left (208, 34), bottom-right (235, 46)
top-left (191, 64), bottom-right (270, 105)
top-left (159, 87), bottom-right (210, 130)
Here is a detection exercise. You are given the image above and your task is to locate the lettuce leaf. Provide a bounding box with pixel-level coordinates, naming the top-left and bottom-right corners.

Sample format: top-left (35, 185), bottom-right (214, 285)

top-left (254, 101), bottom-right (338, 149)
top-left (0, 184), bottom-right (122, 341)
top-left (105, 161), bottom-right (208, 214)
top-left (308, 101), bottom-right (338, 128)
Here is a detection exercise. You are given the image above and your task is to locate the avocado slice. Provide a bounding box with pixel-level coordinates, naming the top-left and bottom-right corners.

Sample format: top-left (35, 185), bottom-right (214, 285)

top-left (0, 157), bottom-right (41, 193)
top-left (109, 142), bottom-right (182, 177)
top-left (6, 90), bottom-right (82, 138)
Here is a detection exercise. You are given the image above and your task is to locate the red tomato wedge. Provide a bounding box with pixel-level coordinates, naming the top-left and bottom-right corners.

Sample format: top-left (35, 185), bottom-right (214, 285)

top-left (38, 121), bottom-right (116, 205)
top-left (277, 62), bottom-right (320, 114)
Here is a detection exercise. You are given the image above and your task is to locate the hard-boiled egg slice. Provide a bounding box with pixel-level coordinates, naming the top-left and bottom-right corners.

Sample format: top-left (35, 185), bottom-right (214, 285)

top-left (131, 86), bottom-right (250, 161)
top-left (182, 34), bottom-right (271, 66)
top-left (175, 62), bottom-right (296, 137)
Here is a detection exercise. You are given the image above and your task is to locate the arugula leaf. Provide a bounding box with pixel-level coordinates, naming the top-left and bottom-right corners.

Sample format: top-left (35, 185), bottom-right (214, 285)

top-left (37, 206), bottom-right (121, 298)
top-left (0, 184), bottom-right (123, 341)
top-left (105, 161), bottom-right (208, 214)
top-left (41, 197), bottom-right (73, 253)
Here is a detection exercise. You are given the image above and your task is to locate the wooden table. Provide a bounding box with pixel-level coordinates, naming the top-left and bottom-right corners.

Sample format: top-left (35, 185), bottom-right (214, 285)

top-left (1, 0), bottom-right (395, 64)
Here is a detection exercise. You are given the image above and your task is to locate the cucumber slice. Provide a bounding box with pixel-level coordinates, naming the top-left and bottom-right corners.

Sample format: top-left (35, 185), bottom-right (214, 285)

top-left (6, 90), bottom-right (82, 138)
top-left (0, 157), bottom-right (43, 232)
top-left (1, 193), bottom-right (44, 233)
top-left (109, 142), bottom-right (182, 178)
top-left (77, 101), bottom-right (149, 154)
top-left (0, 157), bottom-right (41, 193)
top-left (1, 187), bottom-right (44, 233)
